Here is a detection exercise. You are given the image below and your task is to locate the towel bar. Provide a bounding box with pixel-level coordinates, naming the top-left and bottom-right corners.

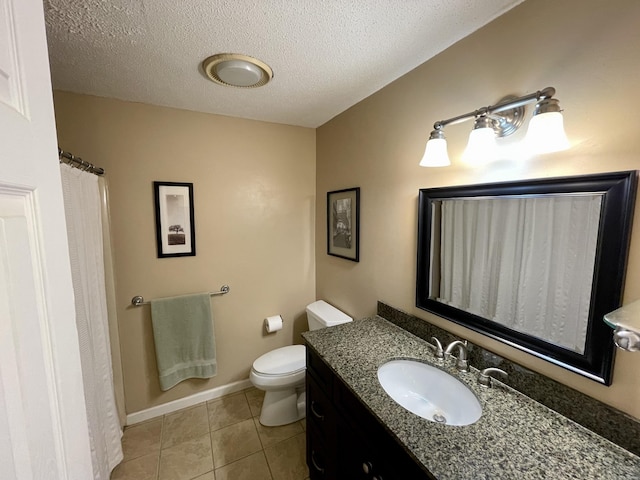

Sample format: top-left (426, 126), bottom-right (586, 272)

top-left (131, 285), bottom-right (230, 306)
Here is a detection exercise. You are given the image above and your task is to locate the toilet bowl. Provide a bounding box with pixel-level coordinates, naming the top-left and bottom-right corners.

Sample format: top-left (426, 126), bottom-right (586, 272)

top-left (250, 345), bottom-right (306, 426)
top-left (250, 300), bottom-right (352, 426)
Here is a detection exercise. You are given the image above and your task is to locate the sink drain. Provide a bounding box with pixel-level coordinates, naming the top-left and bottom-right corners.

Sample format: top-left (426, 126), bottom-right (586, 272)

top-left (432, 413), bottom-right (447, 424)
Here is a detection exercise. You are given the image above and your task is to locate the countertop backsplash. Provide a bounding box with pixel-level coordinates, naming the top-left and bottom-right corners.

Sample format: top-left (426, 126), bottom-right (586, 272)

top-left (378, 301), bottom-right (640, 456)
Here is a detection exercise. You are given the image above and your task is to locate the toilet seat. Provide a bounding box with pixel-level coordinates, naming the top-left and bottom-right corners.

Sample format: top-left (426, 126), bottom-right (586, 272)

top-left (252, 345), bottom-right (305, 376)
top-left (250, 368), bottom-right (306, 389)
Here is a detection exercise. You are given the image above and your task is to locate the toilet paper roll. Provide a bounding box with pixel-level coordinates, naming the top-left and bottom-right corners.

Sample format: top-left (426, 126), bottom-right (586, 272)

top-left (264, 315), bottom-right (283, 333)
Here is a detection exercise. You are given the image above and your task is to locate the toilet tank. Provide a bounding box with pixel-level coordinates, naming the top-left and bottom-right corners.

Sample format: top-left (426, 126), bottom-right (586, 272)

top-left (306, 300), bottom-right (353, 331)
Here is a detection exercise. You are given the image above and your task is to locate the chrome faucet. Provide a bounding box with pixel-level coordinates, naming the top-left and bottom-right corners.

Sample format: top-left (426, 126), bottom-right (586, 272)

top-left (428, 337), bottom-right (444, 359)
top-left (478, 367), bottom-right (508, 387)
top-left (444, 340), bottom-right (468, 372)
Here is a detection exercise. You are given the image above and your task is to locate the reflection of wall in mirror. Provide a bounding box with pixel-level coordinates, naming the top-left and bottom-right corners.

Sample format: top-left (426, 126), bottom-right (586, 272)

top-left (432, 194), bottom-right (603, 354)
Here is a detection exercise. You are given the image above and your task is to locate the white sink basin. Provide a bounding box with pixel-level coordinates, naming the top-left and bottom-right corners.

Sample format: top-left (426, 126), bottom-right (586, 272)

top-left (377, 359), bottom-right (482, 426)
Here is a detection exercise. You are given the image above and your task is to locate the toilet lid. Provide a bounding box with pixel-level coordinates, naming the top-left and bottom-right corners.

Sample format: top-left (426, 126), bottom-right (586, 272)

top-left (253, 345), bottom-right (306, 375)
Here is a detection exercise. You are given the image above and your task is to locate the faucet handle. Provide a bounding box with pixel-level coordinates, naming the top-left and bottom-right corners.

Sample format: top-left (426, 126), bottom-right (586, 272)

top-left (478, 368), bottom-right (508, 388)
top-left (429, 337), bottom-right (444, 358)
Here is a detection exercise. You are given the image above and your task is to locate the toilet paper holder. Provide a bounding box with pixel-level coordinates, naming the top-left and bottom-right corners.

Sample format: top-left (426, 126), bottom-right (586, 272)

top-left (264, 315), bottom-right (283, 333)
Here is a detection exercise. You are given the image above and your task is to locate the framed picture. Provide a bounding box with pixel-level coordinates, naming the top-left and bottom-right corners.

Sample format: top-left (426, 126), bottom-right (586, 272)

top-left (327, 187), bottom-right (360, 262)
top-left (154, 181), bottom-right (196, 258)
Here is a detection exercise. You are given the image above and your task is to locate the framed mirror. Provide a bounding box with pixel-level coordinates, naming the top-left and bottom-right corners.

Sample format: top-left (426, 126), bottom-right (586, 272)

top-left (416, 171), bottom-right (637, 384)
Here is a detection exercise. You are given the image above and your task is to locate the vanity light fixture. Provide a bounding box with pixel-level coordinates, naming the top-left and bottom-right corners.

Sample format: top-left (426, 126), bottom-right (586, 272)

top-left (420, 87), bottom-right (569, 167)
top-left (202, 53), bottom-right (273, 88)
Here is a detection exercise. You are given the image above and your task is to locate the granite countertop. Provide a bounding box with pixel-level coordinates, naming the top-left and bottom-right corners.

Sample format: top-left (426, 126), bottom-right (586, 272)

top-left (302, 316), bottom-right (640, 480)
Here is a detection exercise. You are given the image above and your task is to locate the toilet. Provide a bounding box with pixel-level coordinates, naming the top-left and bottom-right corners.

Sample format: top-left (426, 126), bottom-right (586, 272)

top-left (250, 300), bottom-right (352, 426)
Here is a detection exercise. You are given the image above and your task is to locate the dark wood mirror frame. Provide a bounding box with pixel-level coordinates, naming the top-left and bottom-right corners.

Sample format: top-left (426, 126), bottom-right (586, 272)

top-left (416, 171), bottom-right (637, 385)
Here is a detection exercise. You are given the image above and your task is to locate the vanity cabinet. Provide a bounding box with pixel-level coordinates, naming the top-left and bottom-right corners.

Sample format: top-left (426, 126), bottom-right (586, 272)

top-left (306, 347), bottom-right (433, 480)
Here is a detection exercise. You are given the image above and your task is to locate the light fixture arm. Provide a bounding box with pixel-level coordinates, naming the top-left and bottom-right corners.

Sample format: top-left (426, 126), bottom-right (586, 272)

top-left (433, 87), bottom-right (556, 130)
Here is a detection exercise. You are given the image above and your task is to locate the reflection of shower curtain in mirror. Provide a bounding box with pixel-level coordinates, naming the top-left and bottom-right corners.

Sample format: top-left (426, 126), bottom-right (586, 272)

top-left (60, 164), bottom-right (123, 478)
top-left (438, 195), bottom-right (602, 353)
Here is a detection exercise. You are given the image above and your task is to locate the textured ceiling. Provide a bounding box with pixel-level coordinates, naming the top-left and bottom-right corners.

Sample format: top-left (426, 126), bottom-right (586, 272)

top-left (44, 0), bottom-right (523, 128)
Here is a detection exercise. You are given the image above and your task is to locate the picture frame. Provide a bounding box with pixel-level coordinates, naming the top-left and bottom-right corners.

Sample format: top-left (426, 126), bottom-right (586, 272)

top-left (327, 187), bottom-right (360, 262)
top-left (153, 181), bottom-right (196, 258)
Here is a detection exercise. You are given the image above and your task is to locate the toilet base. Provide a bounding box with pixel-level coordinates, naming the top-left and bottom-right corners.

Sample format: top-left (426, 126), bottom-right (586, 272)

top-left (259, 389), bottom-right (306, 427)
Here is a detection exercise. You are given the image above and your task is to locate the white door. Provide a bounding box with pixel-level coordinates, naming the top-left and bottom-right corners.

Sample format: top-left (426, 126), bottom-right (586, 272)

top-left (0, 0), bottom-right (93, 478)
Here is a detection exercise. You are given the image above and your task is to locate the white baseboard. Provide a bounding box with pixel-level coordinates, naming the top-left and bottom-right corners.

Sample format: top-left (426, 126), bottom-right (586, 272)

top-left (126, 378), bottom-right (253, 426)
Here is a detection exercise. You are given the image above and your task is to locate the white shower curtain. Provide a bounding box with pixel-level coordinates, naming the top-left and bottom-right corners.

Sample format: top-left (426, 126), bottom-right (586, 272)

top-left (60, 164), bottom-right (123, 479)
top-left (438, 194), bottom-right (602, 353)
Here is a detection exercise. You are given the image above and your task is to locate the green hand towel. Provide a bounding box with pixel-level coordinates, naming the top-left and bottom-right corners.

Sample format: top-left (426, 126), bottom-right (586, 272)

top-left (150, 293), bottom-right (217, 391)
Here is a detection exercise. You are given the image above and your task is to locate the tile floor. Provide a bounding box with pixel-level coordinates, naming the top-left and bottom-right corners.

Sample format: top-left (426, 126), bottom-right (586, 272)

top-left (110, 388), bottom-right (310, 480)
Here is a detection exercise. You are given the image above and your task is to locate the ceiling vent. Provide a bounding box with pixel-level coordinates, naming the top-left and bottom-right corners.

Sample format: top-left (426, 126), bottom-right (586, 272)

top-left (202, 53), bottom-right (273, 88)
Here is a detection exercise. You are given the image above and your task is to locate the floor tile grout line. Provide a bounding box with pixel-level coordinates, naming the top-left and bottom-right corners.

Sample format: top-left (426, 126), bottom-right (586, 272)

top-left (261, 449), bottom-right (275, 480)
top-left (117, 388), bottom-right (310, 480)
top-left (208, 420), bottom-right (217, 472)
top-left (253, 416), bottom-right (269, 451)
top-left (213, 446), bottom-right (265, 473)
top-left (210, 413), bottom-right (262, 470)
top-left (205, 392), bottom-right (256, 434)
top-left (155, 415), bottom-right (164, 480)
top-left (119, 418), bottom-right (165, 464)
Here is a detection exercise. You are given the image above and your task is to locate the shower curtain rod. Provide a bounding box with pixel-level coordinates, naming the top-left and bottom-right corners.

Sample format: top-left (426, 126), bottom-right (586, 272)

top-left (58, 148), bottom-right (105, 176)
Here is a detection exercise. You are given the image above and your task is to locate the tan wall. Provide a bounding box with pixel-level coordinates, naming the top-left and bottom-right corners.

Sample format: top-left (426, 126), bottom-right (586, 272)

top-left (54, 92), bottom-right (316, 413)
top-left (316, 0), bottom-right (640, 418)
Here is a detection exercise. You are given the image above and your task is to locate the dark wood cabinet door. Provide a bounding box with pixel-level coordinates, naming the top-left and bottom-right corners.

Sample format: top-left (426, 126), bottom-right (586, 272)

top-left (305, 346), bottom-right (434, 480)
top-left (306, 371), bottom-right (338, 479)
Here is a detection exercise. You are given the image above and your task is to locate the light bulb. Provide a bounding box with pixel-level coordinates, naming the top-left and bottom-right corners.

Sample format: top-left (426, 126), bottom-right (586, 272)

top-left (463, 124), bottom-right (497, 165)
top-left (526, 111), bottom-right (570, 154)
top-left (419, 129), bottom-right (450, 167)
